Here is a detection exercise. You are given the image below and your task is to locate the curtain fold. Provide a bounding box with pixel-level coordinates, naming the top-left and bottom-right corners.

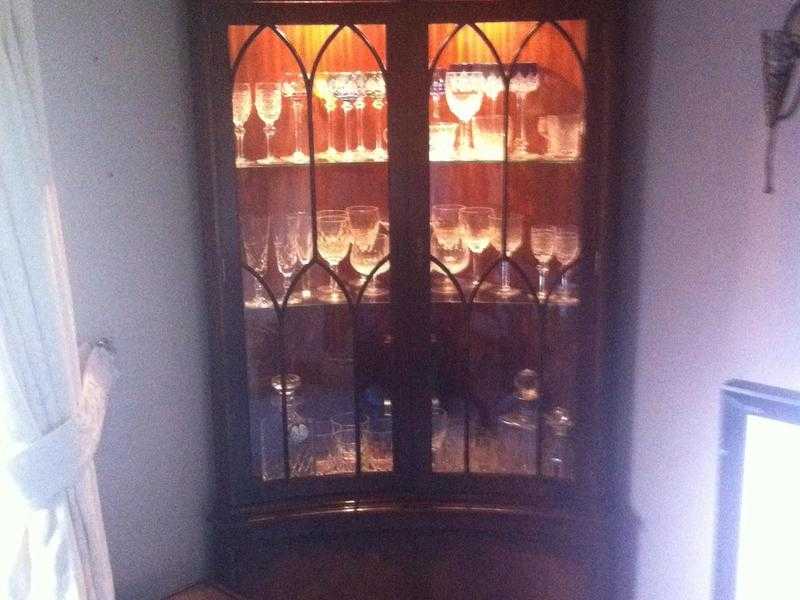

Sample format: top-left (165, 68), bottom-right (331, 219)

top-left (1, 1), bottom-right (116, 599)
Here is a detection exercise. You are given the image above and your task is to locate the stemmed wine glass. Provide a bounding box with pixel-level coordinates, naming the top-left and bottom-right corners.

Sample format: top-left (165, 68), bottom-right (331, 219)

top-left (481, 64), bottom-right (505, 116)
top-left (346, 205), bottom-right (380, 251)
top-left (509, 63), bottom-right (540, 158)
top-left (430, 204), bottom-right (468, 296)
top-left (329, 72), bottom-right (358, 162)
top-left (530, 226), bottom-right (555, 301)
top-left (430, 69), bottom-right (446, 120)
top-left (351, 72), bottom-right (369, 160)
top-left (274, 216), bottom-right (300, 306)
top-left (254, 82), bottom-right (282, 165)
top-left (316, 210), bottom-right (351, 303)
top-left (351, 233), bottom-right (390, 298)
top-left (445, 66), bottom-right (485, 159)
top-left (458, 206), bottom-right (495, 289)
top-left (281, 73), bottom-right (308, 163)
top-left (294, 211), bottom-right (313, 299)
top-left (241, 215), bottom-right (271, 308)
top-left (431, 405), bottom-right (449, 470)
top-left (312, 72), bottom-right (338, 162)
top-left (231, 83), bottom-right (252, 167)
top-left (365, 71), bottom-right (387, 161)
top-left (490, 213), bottom-right (523, 298)
top-left (552, 226), bottom-right (581, 306)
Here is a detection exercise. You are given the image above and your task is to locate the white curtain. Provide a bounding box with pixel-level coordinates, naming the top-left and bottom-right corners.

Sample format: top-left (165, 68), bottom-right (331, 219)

top-left (0, 1), bottom-right (117, 599)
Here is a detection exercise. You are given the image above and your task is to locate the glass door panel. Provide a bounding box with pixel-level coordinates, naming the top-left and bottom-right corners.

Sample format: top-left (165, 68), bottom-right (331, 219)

top-left (229, 23), bottom-right (391, 481)
top-left (428, 20), bottom-right (586, 478)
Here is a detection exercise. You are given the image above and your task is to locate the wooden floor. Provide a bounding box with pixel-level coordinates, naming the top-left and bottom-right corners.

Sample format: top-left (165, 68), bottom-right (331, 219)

top-left (166, 583), bottom-right (243, 600)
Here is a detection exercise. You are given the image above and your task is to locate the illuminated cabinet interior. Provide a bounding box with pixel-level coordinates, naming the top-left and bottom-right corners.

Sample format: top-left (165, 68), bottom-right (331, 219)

top-left (193, 2), bottom-right (627, 598)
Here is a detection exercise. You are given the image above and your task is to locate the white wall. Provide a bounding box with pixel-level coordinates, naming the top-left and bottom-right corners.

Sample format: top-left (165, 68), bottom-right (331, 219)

top-left (624, 2), bottom-right (800, 599)
top-left (31, 2), bottom-right (213, 598)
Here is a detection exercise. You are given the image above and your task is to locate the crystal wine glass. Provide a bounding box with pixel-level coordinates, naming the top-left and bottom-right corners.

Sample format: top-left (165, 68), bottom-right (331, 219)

top-left (430, 204), bottom-right (467, 296)
top-left (351, 233), bottom-right (390, 298)
top-left (552, 225), bottom-right (581, 306)
top-left (530, 226), bottom-right (555, 301)
top-left (431, 406), bottom-right (449, 468)
top-left (329, 72), bottom-right (358, 162)
top-left (458, 206), bottom-right (495, 289)
top-left (543, 406), bottom-right (574, 479)
top-left (231, 83), bottom-right (252, 167)
top-left (351, 71), bottom-right (369, 160)
top-left (445, 67), bottom-right (485, 159)
top-left (270, 373), bottom-right (307, 444)
top-left (490, 213), bottom-right (523, 298)
top-left (241, 215), bottom-right (271, 307)
top-left (316, 210), bottom-right (351, 303)
top-left (294, 211), bottom-right (313, 299)
top-left (254, 82), bottom-right (282, 165)
top-left (430, 69), bottom-right (446, 120)
top-left (509, 63), bottom-right (540, 158)
top-left (312, 72), bottom-right (338, 162)
top-left (481, 64), bottom-right (505, 115)
top-left (281, 73), bottom-right (308, 163)
top-left (365, 71), bottom-right (387, 161)
top-left (346, 205), bottom-right (380, 251)
top-left (274, 216), bottom-right (300, 306)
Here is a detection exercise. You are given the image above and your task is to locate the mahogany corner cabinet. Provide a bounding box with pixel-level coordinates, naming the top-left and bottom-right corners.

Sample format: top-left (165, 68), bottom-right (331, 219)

top-left (192, 1), bottom-right (629, 597)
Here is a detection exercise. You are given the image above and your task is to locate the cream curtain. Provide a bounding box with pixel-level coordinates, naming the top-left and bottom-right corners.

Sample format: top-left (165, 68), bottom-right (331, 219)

top-left (1, 1), bottom-right (116, 599)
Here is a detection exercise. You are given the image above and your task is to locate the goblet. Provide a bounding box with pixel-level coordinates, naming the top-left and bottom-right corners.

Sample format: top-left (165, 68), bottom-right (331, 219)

top-left (430, 69), bottom-right (446, 120)
top-left (254, 82), bottom-right (282, 165)
top-left (351, 233), bottom-right (390, 298)
top-left (458, 206), bottom-right (495, 289)
top-left (365, 71), bottom-right (387, 161)
top-left (552, 225), bottom-right (581, 306)
top-left (430, 204), bottom-right (468, 296)
top-left (293, 211), bottom-right (313, 299)
top-left (329, 72), bottom-right (359, 161)
top-left (445, 67), bottom-right (485, 159)
top-left (316, 210), bottom-right (351, 303)
top-left (241, 215), bottom-right (271, 308)
top-left (509, 62), bottom-right (540, 158)
top-left (231, 83), bottom-right (252, 167)
top-left (530, 226), bottom-right (555, 301)
top-left (346, 205), bottom-right (380, 251)
top-left (490, 213), bottom-right (523, 298)
top-left (351, 71), bottom-right (369, 160)
top-left (281, 73), bottom-right (308, 163)
top-left (312, 72), bottom-right (338, 162)
top-left (274, 217), bottom-right (300, 306)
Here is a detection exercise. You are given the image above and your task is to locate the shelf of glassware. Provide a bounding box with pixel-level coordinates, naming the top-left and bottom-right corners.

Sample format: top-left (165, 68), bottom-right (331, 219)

top-left (235, 156), bottom-right (583, 168)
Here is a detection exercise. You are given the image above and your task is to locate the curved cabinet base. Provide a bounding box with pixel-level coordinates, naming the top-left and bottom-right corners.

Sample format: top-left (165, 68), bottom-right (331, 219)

top-left (215, 498), bottom-right (620, 600)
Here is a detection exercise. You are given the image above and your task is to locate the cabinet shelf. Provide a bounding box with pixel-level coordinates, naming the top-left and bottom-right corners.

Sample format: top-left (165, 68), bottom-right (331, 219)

top-left (236, 156), bottom-right (582, 169)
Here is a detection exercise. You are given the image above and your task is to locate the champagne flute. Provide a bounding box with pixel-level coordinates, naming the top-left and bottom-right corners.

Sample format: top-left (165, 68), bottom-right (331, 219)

top-left (316, 210), bottom-right (351, 303)
top-left (530, 226), bottom-right (555, 301)
top-left (254, 82), bottom-right (282, 165)
top-left (346, 205), bottom-right (380, 251)
top-left (490, 213), bottom-right (523, 298)
top-left (241, 215), bottom-right (271, 307)
top-left (294, 211), bottom-right (313, 299)
top-left (509, 62), bottom-right (540, 158)
top-left (430, 69), bottom-right (446, 120)
top-left (329, 72), bottom-right (358, 162)
top-left (458, 206), bottom-right (495, 289)
top-left (365, 71), bottom-right (387, 161)
top-left (231, 83), bottom-right (252, 167)
top-left (352, 71), bottom-right (368, 160)
top-left (430, 204), bottom-right (468, 297)
top-left (552, 225), bottom-right (581, 305)
top-left (445, 67), bottom-right (485, 159)
top-left (274, 216), bottom-right (300, 305)
top-left (282, 73), bottom-right (308, 163)
top-left (351, 233), bottom-right (390, 298)
top-left (312, 72), bottom-right (338, 162)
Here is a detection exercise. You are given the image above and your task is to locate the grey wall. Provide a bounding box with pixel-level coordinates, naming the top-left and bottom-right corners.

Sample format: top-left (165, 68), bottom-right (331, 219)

top-left (32, 2), bottom-right (212, 598)
top-left (624, 2), bottom-right (800, 599)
